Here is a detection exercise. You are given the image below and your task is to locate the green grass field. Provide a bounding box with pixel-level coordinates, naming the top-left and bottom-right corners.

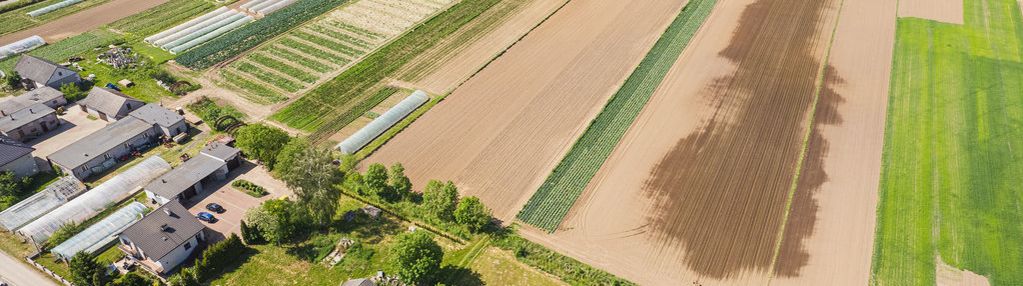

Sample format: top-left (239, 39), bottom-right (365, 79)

top-left (515, 0), bottom-right (718, 231)
top-left (871, 0), bottom-right (1023, 284)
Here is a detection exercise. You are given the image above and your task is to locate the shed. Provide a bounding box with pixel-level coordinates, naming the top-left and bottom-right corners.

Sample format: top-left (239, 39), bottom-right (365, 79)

top-left (13, 55), bottom-right (80, 89)
top-left (78, 87), bottom-right (144, 121)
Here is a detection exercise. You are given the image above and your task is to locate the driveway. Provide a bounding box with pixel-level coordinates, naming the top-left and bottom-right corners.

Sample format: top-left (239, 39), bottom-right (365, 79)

top-left (0, 251), bottom-right (57, 286)
top-left (182, 160), bottom-right (291, 241)
top-left (27, 107), bottom-right (107, 158)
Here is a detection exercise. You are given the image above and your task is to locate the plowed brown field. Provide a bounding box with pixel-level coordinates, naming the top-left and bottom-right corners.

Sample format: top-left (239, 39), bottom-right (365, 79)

top-left (520, 0), bottom-right (897, 283)
top-left (899, 0), bottom-right (963, 24)
top-left (365, 0), bottom-right (688, 221)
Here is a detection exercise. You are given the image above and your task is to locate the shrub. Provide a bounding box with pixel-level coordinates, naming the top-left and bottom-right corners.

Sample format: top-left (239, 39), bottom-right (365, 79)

top-left (234, 124), bottom-right (291, 169)
top-left (232, 180), bottom-right (268, 197)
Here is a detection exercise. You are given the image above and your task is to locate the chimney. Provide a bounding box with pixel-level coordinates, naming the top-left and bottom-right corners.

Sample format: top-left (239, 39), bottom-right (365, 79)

top-left (164, 208), bottom-right (171, 216)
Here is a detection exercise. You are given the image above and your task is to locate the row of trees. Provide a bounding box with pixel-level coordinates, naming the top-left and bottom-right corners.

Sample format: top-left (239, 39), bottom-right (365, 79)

top-left (68, 252), bottom-right (155, 286)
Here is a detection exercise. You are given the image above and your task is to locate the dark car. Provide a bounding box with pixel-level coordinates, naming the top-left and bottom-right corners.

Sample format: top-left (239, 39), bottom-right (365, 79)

top-left (205, 203), bottom-right (225, 213)
top-left (197, 212), bottom-right (216, 223)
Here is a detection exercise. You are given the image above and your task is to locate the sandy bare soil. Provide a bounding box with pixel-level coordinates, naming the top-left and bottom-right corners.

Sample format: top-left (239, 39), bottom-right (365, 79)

top-left (515, 0), bottom-right (895, 283)
top-left (899, 0), bottom-right (963, 24)
top-left (366, 0), bottom-right (688, 222)
top-left (937, 259), bottom-right (992, 286)
top-left (0, 0), bottom-right (168, 45)
top-left (408, 0), bottom-right (569, 94)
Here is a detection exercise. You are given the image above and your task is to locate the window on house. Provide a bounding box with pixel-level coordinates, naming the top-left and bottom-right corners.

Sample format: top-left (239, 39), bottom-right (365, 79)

top-left (183, 242), bottom-right (191, 250)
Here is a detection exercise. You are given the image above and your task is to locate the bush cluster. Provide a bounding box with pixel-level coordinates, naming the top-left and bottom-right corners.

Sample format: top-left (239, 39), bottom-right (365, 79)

top-left (168, 234), bottom-right (246, 285)
top-left (232, 180), bottom-right (268, 197)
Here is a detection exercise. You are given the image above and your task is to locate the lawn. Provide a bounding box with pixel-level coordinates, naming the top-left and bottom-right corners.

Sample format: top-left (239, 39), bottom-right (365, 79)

top-left (271, 0), bottom-right (504, 142)
top-left (72, 43), bottom-right (179, 103)
top-left (871, 0), bottom-right (1023, 284)
top-left (515, 0), bottom-right (718, 231)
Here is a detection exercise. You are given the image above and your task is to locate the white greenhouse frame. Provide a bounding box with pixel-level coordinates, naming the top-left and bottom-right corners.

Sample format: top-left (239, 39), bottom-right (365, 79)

top-left (0, 176), bottom-right (83, 231)
top-left (0, 36), bottom-right (45, 61)
top-left (152, 9), bottom-right (235, 47)
top-left (337, 90), bottom-right (428, 154)
top-left (145, 7), bottom-right (230, 44)
top-left (168, 16), bottom-right (253, 54)
top-left (50, 202), bottom-right (147, 260)
top-left (26, 0), bottom-right (83, 17)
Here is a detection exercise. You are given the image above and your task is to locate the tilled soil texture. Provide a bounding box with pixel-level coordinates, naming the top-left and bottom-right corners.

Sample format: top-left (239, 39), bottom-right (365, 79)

top-left (0, 0), bottom-right (169, 45)
top-left (365, 0), bottom-right (688, 221)
top-left (898, 0), bottom-right (963, 24)
top-left (642, 0), bottom-right (841, 278)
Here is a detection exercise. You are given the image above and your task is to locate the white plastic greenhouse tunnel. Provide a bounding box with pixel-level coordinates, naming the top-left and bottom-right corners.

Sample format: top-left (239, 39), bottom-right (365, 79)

top-left (26, 0), bottom-right (83, 17)
top-left (168, 15), bottom-right (253, 54)
top-left (144, 7), bottom-right (230, 44)
top-left (16, 156), bottom-right (171, 245)
top-left (0, 176), bottom-right (84, 231)
top-left (160, 12), bottom-right (246, 50)
top-left (149, 8), bottom-right (236, 47)
top-left (50, 202), bottom-right (147, 260)
top-left (337, 90), bottom-right (429, 154)
top-left (0, 35), bottom-right (46, 61)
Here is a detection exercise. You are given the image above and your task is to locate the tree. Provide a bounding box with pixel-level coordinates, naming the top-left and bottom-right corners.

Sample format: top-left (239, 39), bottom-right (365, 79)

top-left (276, 145), bottom-right (342, 225)
top-left (364, 163), bottom-right (390, 199)
top-left (454, 197), bottom-right (492, 233)
top-left (60, 82), bottom-right (86, 102)
top-left (4, 71), bottom-right (21, 90)
top-left (0, 170), bottom-right (28, 198)
top-left (421, 180), bottom-right (458, 222)
top-left (341, 172), bottom-right (366, 196)
top-left (240, 220), bottom-right (263, 244)
top-left (234, 124), bottom-right (291, 170)
top-left (388, 163), bottom-right (412, 200)
top-left (167, 267), bottom-right (200, 286)
top-left (273, 137), bottom-right (310, 175)
top-left (112, 272), bottom-right (151, 286)
top-left (69, 252), bottom-right (109, 286)
top-left (245, 199), bottom-right (297, 244)
top-left (391, 231), bottom-right (443, 284)
top-left (46, 221), bottom-right (83, 249)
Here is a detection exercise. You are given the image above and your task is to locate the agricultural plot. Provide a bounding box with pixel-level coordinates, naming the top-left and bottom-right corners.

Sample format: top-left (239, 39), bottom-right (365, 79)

top-left (516, 0), bottom-right (717, 231)
top-left (146, 7), bottom-right (254, 54)
top-left (219, 0), bottom-right (455, 104)
top-left (0, 30), bottom-right (117, 72)
top-left (107, 0), bottom-right (217, 39)
top-left (0, 0), bottom-right (112, 37)
top-left (873, 0), bottom-right (1023, 284)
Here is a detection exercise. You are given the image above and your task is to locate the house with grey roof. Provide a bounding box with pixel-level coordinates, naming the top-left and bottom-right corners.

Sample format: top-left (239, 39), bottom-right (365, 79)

top-left (48, 103), bottom-right (186, 180)
top-left (0, 103), bottom-right (59, 142)
top-left (146, 142), bottom-right (240, 205)
top-left (14, 55), bottom-right (81, 90)
top-left (78, 87), bottom-right (144, 122)
top-left (117, 201), bottom-right (206, 275)
top-left (0, 135), bottom-right (39, 178)
top-left (0, 86), bottom-right (66, 116)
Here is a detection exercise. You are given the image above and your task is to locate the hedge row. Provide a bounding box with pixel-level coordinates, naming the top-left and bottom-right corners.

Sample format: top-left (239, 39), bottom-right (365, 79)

top-left (175, 0), bottom-right (349, 69)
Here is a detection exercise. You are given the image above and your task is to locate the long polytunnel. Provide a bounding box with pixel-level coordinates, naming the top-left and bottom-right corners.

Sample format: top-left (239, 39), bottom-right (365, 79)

top-left (337, 90), bottom-right (428, 154)
top-left (50, 202), bottom-right (147, 260)
top-left (0, 36), bottom-right (45, 61)
top-left (0, 176), bottom-right (84, 231)
top-left (26, 0), bottom-right (82, 17)
top-left (16, 156), bottom-right (170, 244)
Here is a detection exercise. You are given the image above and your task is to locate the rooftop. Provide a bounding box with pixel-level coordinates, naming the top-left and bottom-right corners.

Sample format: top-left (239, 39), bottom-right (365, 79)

top-left (0, 86), bottom-right (63, 115)
top-left (14, 55), bottom-right (71, 84)
top-left (0, 103), bottom-right (54, 133)
top-left (0, 135), bottom-right (34, 166)
top-left (48, 116), bottom-right (153, 169)
top-left (119, 201), bottom-right (204, 262)
top-left (145, 154), bottom-right (226, 200)
top-left (79, 87), bottom-right (143, 119)
top-left (129, 103), bottom-right (183, 128)
top-left (199, 142), bottom-right (239, 162)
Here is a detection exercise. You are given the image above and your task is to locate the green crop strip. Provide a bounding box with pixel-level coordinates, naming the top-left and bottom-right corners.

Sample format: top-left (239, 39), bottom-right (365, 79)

top-left (515, 0), bottom-right (718, 231)
top-left (871, 0), bottom-right (1023, 284)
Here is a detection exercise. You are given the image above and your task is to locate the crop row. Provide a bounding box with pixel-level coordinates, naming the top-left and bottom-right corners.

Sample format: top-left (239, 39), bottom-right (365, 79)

top-left (175, 0), bottom-right (349, 69)
top-left (0, 0), bottom-right (106, 36)
top-left (220, 70), bottom-right (287, 104)
top-left (272, 0), bottom-right (503, 141)
top-left (516, 0), bottom-right (719, 231)
top-left (278, 37), bottom-right (350, 65)
top-left (291, 30), bottom-right (365, 57)
top-left (264, 46), bottom-right (332, 73)
top-left (109, 0), bottom-right (217, 38)
top-left (307, 22), bottom-right (375, 49)
top-left (234, 61), bottom-right (303, 92)
top-left (247, 53), bottom-right (318, 83)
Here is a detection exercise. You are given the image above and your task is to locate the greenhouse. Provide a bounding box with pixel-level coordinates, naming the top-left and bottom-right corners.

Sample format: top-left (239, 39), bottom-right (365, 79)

top-left (337, 90), bottom-right (428, 154)
top-left (0, 36), bottom-right (45, 61)
top-left (0, 176), bottom-right (84, 231)
top-left (50, 202), bottom-right (148, 260)
top-left (145, 7), bottom-right (230, 44)
top-left (16, 156), bottom-right (171, 244)
top-left (144, 7), bottom-right (254, 53)
top-left (26, 0), bottom-right (83, 17)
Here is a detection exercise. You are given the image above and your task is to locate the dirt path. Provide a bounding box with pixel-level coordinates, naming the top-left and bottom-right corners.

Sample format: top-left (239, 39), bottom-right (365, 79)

top-left (0, 0), bottom-right (168, 45)
top-left (365, 0), bottom-right (688, 222)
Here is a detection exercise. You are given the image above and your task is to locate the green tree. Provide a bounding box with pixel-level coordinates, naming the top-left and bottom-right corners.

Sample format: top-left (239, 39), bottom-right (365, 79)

top-left (364, 163), bottom-right (390, 199)
top-left (69, 252), bottom-right (109, 286)
top-left (245, 199), bottom-right (297, 244)
top-left (273, 137), bottom-right (310, 176)
top-left (388, 163), bottom-right (412, 200)
top-left (167, 267), bottom-right (200, 286)
top-left (46, 221), bottom-right (83, 249)
top-left (391, 231), bottom-right (443, 284)
top-left (341, 172), bottom-right (366, 196)
top-left (4, 71), bottom-right (21, 90)
top-left (455, 196), bottom-right (492, 233)
top-left (276, 145), bottom-right (342, 226)
top-left (0, 170), bottom-right (28, 197)
top-left (240, 220), bottom-right (262, 244)
top-left (421, 180), bottom-right (458, 222)
top-left (60, 82), bottom-right (86, 102)
top-left (112, 272), bottom-right (151, 286)
top-left (234, 124), bottom-right (291, 170)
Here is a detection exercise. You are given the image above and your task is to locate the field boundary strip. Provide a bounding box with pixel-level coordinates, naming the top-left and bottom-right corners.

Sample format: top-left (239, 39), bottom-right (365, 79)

top-left (514, 0), bottom-right (719, 232)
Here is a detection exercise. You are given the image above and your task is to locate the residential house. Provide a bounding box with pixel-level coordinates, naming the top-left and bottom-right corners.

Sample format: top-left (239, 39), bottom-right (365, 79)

top-left (0, 135), bottom-right (38, 178)
top-left (146, 142), bottom-right (240, 205)
top-left (14, 55), bottom-right (80, 90)
top-left (48, 103), bottom-right (186, 179)
top-left (0, 87), bottom-right (66, 142)
top-left (117, 201), bottom-right (206, 275)
top-left (78, 87), bottom-right (144, 122)
top-left (0, 86), bottom-right (67, 115)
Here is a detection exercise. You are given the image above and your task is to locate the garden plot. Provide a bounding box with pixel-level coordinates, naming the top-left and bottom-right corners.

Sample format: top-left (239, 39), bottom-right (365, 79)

top-left (217, 0), bottom-right (455, 104)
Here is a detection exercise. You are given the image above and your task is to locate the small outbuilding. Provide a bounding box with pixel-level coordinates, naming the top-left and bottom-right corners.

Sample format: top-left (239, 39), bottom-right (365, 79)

top-left (145, 142), bottom-right (240, 204)
top-left (0, 135), bottom-right (38, 178)
top-left (0, 103), bottom-right (59, 142)
top-left (14, 55), bottom-right (81, 90)
top-left (78, 87), bottom-right (144, 122)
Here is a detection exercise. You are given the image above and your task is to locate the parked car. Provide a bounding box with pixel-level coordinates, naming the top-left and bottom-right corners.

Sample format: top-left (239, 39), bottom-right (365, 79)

top-left (205, 203), bottom-right (225, 213)
top-left (197, 212), bottom-right (216, 223)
